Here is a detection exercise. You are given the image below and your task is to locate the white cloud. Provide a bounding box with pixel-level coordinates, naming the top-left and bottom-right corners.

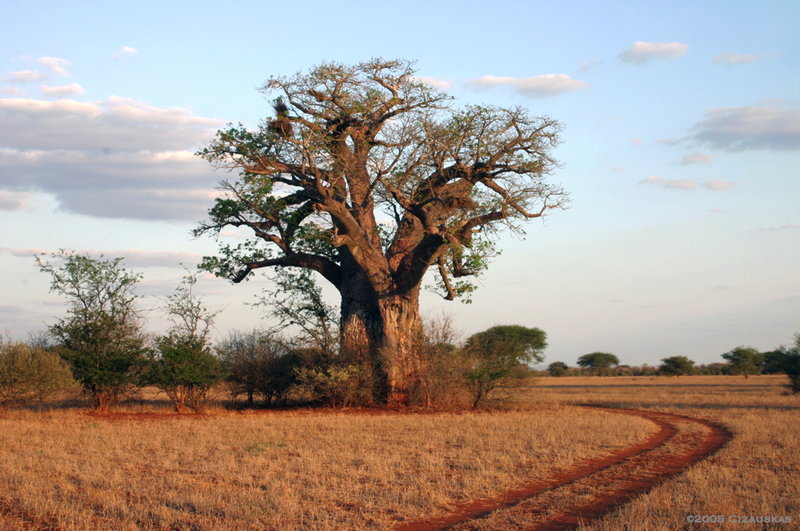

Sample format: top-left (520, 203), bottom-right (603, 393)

top-left (468, 74), bottom-right (587, 98)
top-left (41, 83), bottom-right (86, 97)
top-left (619, 41), bottom-right (689, 65)
top-left (712, 53), bottom-right (758, 66)
top-left (112, 46), bottom-right (139, 60)
top-left (6, 70), bottom-right (46, 83)
top-left (37, 56), bottom-right (70, 76)
top-left (412, 76), bottom-right (451, 90)
top-left (689, 105), bottom-right (800, 151)
top-left (0, 95), bottom-right (225, 220)
top-left (680, 152), bottom-right (713, 165)
top-left (1, 86), bottom-right (23, 96)
top-left (578, 58), bottom-right (603, 73)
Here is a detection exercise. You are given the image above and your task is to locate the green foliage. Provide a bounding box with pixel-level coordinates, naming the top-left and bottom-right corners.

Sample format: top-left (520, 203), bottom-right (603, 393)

top-left (462, 325), bottom-right (547, 408)
top-left (256, 268), bottom-right (339, 354)
top-left (37, 251), bottom-right (148, 411)
top-left (722, 346), bottom-right (763, 378)
top-left (548, 361), bottom-right (569, 377)
top-left (151, 334), bottom-right (223, 412)
top-left (577, 352), bottom-right (620, 376)
top-left (0, 339), bottom-right (77, 406)
top-left (151, 274), bottom-right (223, 412)
top-left (294, 364), bottom-right (371, 408)
top-left (659, 356), bottom-right (695, 376)
top-left (217, 330), bottom-right (302, 406)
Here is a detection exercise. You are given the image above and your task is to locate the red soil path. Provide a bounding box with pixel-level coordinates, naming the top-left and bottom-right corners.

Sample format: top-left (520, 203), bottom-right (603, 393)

top-left (395, 405), bottom-right (733, 530)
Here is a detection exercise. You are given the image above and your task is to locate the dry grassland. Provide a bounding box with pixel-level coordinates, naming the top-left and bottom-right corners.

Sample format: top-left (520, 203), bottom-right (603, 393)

top-left (529, 375), bottom-right (800, 530)
top-left (1, 375), bottom-right (796, 529)
top-left (0, 403), bottom-right (652, 530)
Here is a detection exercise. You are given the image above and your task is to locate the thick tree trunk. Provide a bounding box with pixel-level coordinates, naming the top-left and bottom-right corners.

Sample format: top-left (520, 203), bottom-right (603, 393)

top-left (340, 278), bottom-right (425, 406)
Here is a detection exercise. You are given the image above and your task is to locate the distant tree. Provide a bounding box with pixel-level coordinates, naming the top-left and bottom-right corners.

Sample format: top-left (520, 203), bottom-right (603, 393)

top-left (577, 352), bottom-right (619, 376)
top-left (778, 333), bottom-right (800, 394)
top-left (722, 346), bottom-right (763, 379)
top-left (762, 349), bottom-right (789, 375)
top-left (150, 274), bottom-right (223, 412)
top-left (37, 251), bottom-right (148, 411)
top-left (0, 338), bottom-right (76, 406)
top-left (462, 325), bottom-right (547, 408)
top-left (659, 356), bottom-right (695, 376)
top-left (548, 361), bottom-right (569, 377)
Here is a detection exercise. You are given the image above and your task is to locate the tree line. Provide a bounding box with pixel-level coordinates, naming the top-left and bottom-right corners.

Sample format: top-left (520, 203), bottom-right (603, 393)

top-left (1, 251), bottom-right (551, 411)
top-left (546, 341), bottom-right (800, 393)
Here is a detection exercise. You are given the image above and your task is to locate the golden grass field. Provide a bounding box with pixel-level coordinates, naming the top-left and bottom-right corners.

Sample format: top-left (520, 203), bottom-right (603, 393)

top-left (0, 375), bottom-right (797, 529)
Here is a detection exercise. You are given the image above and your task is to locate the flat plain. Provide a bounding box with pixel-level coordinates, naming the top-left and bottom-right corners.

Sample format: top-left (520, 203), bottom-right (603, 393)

top-left (0, 375), bottom-right (796, 529)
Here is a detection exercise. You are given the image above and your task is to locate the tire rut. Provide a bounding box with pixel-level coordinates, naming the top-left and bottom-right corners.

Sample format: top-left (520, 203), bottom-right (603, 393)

top-left (396, 405), bottom-right (732, 530)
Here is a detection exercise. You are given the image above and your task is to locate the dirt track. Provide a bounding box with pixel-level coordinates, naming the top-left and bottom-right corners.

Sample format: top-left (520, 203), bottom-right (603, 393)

top-left (395, 405), bottom-right (732, 530)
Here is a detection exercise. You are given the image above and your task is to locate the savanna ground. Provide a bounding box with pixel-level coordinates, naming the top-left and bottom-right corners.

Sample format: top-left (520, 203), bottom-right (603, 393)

top-left (0, 375), bottom-right (796, 529)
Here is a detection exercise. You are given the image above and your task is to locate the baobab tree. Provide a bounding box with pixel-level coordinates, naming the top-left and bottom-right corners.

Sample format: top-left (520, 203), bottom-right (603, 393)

top-left (195, 59), bottom-right (568, 404)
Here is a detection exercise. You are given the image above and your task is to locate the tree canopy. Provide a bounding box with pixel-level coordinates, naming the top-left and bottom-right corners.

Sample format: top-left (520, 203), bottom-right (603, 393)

top-left (577, 352), bottom-right (620, 376)
top-left (195, 59), bottom-right (568, 404)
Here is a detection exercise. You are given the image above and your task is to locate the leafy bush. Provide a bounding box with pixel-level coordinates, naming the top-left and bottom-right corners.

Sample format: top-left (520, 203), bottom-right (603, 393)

top-left (722, 346), bottom-right (763, 378)
top-left (0, 339), bottom-right (77, 406)
top-left (150, 273), bottom-right (222, 412)
top-left (462, 325), bottom-right (547, 408)
top-left (548, 361), bottom-right (569, 377)
top-left (577, 352), bottom-right (620, 376)
top-left (37, 251), bottom-right (149, 411)
top-left (659, 356), bottom-right (695, 376)
top-left (151, 334), bottom-right (223, 412)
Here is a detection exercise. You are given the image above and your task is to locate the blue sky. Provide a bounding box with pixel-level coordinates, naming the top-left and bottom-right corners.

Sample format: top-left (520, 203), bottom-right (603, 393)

top-left (1, 0), bottom-right (798, 366)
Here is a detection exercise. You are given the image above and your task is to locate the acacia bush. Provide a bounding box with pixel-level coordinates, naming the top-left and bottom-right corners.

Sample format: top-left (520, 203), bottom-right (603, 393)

top-left (0, 339), bottom-right (77, 406)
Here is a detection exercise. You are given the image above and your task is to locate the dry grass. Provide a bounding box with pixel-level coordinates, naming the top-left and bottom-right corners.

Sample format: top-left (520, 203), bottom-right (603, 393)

top-left (1, 375), bottom-right (796, 529)
top-left (0, 402), bottom-right (652, 530)
top-left (528, 375), bottom-right (799, 530)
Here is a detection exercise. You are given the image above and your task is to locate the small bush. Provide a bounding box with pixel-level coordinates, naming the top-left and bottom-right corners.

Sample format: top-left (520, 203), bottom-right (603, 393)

top-left (294, 364), bottom-right (371, 407)
top-left (0, 339), bottom-right (77, 406)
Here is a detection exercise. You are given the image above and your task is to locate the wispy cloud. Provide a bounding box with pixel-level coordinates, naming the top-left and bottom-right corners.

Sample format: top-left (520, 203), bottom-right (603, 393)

top-left (639, 176), bottom-right (733, 191)
top-left (1, 247), bottom-right (202, 268)
top-left (412, 76), bottom-right (451, 90)
top-left (41, 83), bottom-right (86, 97)
top-left (37, 57), bottom-right (69, 76)
top-left (712, 53), bottom-right (758, 66)
top-left (680, 152), bottom-right (713, 165)
top-left (689, 105), bottom-right (800, 151)
top-left (757, 224), bottom-right (799, 232)
top-left (619, 41), bottom-right (689, 65)
top-left (6, 70), bottom-right (46, 83)
top-left (112, 46), bottom-right (139, 60)
top-left (704, 179), bottom-right (735, 191)
top-left (468, 74), bottom-right (587, 98)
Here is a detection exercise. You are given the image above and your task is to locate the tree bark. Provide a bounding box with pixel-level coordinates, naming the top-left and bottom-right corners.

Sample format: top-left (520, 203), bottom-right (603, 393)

top-left (340, 274), bottom-right (425, 405)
